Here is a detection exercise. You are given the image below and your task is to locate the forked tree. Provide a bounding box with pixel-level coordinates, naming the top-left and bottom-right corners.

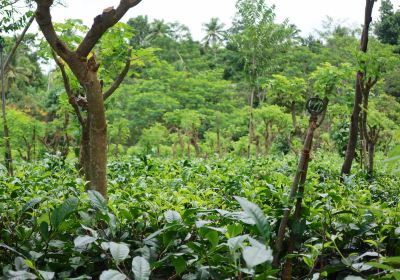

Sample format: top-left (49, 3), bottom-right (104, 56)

top-left (34, 0), bottom-right (142, 196)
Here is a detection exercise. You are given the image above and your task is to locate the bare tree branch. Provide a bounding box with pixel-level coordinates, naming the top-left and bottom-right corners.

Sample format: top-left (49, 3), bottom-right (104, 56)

top-left (103, 48), bottom-right (132, 101)
top-left (35, 0), bottom-right (73, 61)
top-left (52, 51), bottom-right (85, 125)
top-left (3, 14), bottom-right (35, 72)
top-left (76, 0), bottom-right (142, 57)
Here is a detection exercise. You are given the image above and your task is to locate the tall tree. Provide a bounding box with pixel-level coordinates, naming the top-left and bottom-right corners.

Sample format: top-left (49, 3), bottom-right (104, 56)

top-left (146, 19), bottom-right (171, 42)
top-left (0, 13), bottom-right (35, 176)
top-left (128, 15), bottom-right (151, 47)
top-left (231, 0), bottom-right (294, 158)
top-left (34, 0), bottom-right (142, 196)
top-left (341, 0), bottom-right (376, 177)
top-left (202, 18), bottom-right (225, 49)
top-left (375, 0), bottom-right (400, 45)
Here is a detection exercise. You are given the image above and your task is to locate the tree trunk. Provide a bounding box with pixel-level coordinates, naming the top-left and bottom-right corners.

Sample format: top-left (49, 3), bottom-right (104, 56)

top-left (178, 131), bottom-right (185, 156)
top-left (255, 135), bottom-right (260, 155)
top-left (216, 128), bottom-right (221, 155)
top-left (187, 141), bottom-right (191, 159)
top-left (191, 126), bottom-right (200, 156)
top-left (172, 142), bottom-right (177, 158)
top-left (273, 115), bottom-right (318, 268)
top-left (79, 123), bottom-right (90, 182)
top-left (367, 141), bottom-right (375, 177)
top-left (33, 126), bottom-right (37, 161)
top-left (247, 87), bottom-right (255, 158)
top-left (341, 0), bottom-right (375, 177)
top-left (3, 15), bottom-right (35, 73)
top-left (264, 121), bottom-right (274, 154)
top-left (85, 72), bottom-right (107, 196)
top-left (114, 126), bottom-right (121, 157)
top-left (0, 15), bottom-right (35, 175)
top-left (34, 0), bottom-right (142, 198)
top-left (1, 50), bottom-right (13, 176)
top-left (290, 102), bottom-right (301, 137)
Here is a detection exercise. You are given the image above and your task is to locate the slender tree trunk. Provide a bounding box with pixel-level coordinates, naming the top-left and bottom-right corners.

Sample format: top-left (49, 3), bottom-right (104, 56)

top-left (1, 50), bottom-right (13, 176)
top-left (1, 15), bottom-right (34, 173)
top-left (114, 126), bottom-right (121, 157)
top-left (79, 123), bottom-right (91, 182)
top-left (247, 87), bottom-right (255, 158)
top-left (255, 135), bottom-right (260, 155)
top-left (172, 142), bottom-right (177, 158)
top-left (341, 0), bottom-right (375, 177)
top-left (273, 115), bottom-right (318, 268)
top-left (3, 15), bottom-right (35, 72)
top-left (367, 141), bottom-right (375, 177)
top-left (290, 102), bottom-right (301, 137)
top-left (191, 126), bottom-right (200, 156)
top-left (178, 131), bottom-right (185, 156)
top-left (33, 126), bottom-right (36, 161)
top-left (216, 127), bottom-right (221, 155)
top-left (264, 121), bottom-right (275, 155)
top-left (264, 122), bottom-right (269, 154)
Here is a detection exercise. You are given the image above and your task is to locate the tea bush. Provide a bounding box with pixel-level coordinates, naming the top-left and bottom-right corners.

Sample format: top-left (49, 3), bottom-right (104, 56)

top-left (0, 154), bottom-right (399, 279)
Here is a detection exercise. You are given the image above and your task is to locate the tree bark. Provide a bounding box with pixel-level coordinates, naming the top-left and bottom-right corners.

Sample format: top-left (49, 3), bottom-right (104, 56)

top-left (290, 102), bottom-right (301, 137)
top-left (3, 15), bottom-right (35, 73)
top-left (367, 141), bottom-right (375, 177)
top-left (85, 69), bottom-right (107, 196)
top-left (1, 50), bottom-right (13, 176)
top-left (35, 0), bottom-right (141, 196)
top-left (79, 123), bottom-right (90, 181)
top-left (341, 0), bottom-right (375, 177)
top-left (216, 128), bottom-right (221, 155)
top-left (273, 111), bottom-right (321, 269)
top-left (247, 87), bottom-right (255, 158)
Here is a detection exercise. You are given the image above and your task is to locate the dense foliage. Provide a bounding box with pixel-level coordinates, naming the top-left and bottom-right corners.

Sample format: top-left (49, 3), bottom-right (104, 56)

top-left (1, 155), bottom-right (399, 279)
top-left (0, 2), bottom-right (399, 162)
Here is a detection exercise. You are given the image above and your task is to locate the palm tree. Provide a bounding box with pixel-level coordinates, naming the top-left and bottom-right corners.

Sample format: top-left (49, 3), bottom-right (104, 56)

top-left (145, 20), bottom-right (171, 43)
top-left (202, 18), bottom-right (226, 49)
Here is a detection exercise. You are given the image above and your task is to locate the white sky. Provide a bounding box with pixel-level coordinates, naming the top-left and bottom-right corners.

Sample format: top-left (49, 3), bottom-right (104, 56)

top-left (28, 0), bottom-right (400, 40)
top-left (10, 0), bottom-right (398, 73)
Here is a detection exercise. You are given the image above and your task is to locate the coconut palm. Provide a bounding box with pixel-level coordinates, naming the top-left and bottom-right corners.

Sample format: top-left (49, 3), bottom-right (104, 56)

top-left (146, 19), bottom-right (172, 42)
top-left (202, 18), bottom-right (226, 49)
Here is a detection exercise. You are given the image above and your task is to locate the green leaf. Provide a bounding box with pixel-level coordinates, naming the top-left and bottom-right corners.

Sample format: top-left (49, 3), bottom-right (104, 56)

top-left (227, 235), bottom-right (248, 251)
top-left (172, 256), bottom-right (186, 275)
top-left (365, 262), bottom-right (393, 271)
top-left (74, 235), bottom-right (97, 248)
top-left (234, 196), bottom-right (270, 241)
top-left (99, 270), bottom-right (127, 280)
top-left (88, 190), bottom-right (107, 212)
top-left (205, 230), bottom-right (219, 250)
top-left (39, 271), bottom-right (55, 280)
top-left (242, 245), bottom-right (273, 268)
top-left (39, 222), bottom-right (49, 241)
top-left (132, 256), bottom-right (151, 280)
top-left (227, 224), bottom-right (243, 238)
top-left (384, 257), bottom-right (400, 264)
top-left (109, 242), bottom-right (130, 262)
top-left (21, 198), bottom-right (42, 213)
top-left (14, 257), bottom-right (28, 270)
top-left (164, 210), bottom-right (182, 223)
top-left (50, 197), bottom-right (78, 229)
top-left (4, 270), bottom-right (37, 280)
